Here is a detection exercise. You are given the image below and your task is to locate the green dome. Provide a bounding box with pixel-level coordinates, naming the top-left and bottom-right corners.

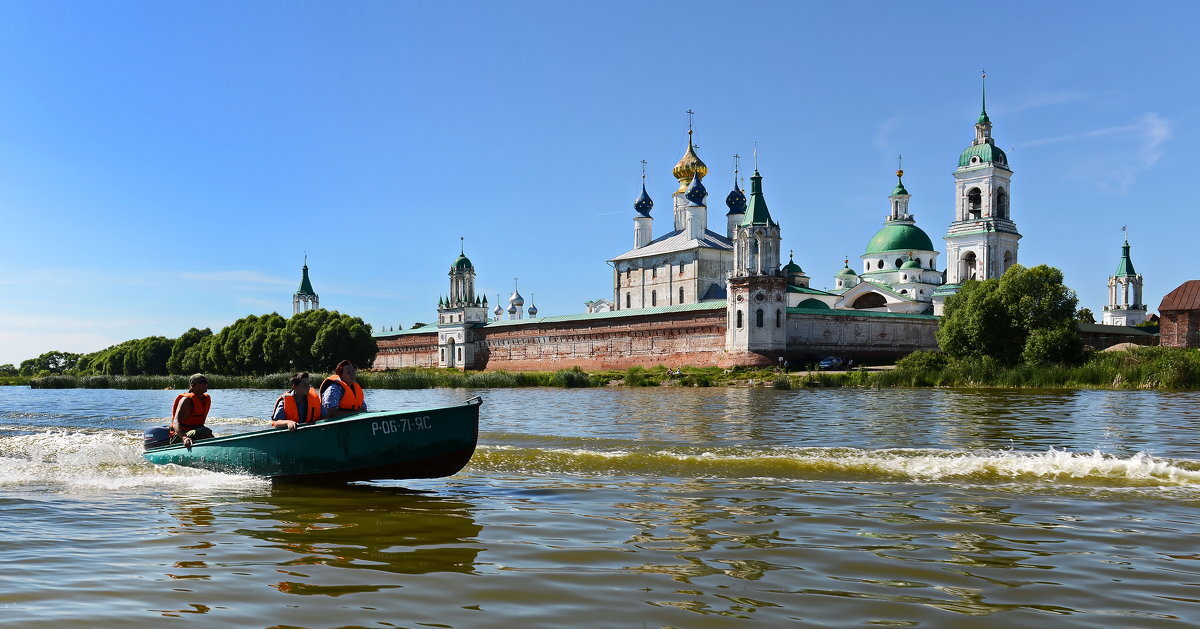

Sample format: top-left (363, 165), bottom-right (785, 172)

top-left (835, 265), bottom-right (857, 277)
top-left (451, 254), bottom-right (473, 272)
top-left (865, 223), bottom-right (934, 255)
top-left (783, 260), bottom-right (803, 274)
top-left (901, 259), bottom-right (922, 269)
top-left (958, 143), bottom-right (1007, 168)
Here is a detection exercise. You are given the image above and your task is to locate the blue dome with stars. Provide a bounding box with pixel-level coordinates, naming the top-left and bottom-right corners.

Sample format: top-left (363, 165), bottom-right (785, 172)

top-left (684, 173), bottom-right (707, 205)
top-left (633, 183), bottom-right (653, 217)
top-left (725, 182), bottom-right (746, 216)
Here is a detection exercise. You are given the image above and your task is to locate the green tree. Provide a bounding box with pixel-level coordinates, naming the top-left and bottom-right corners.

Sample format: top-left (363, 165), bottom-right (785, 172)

top-left (19, 350), bottom-right (81, 376)
top-left (0, 364), bottom-right (16, 376)
top-left (1075, 307), bottom-right (1096, 324)
top-left (167, 328), bottom-right (212, 374)
top-left (937, 264), bottom-right (1083, 366)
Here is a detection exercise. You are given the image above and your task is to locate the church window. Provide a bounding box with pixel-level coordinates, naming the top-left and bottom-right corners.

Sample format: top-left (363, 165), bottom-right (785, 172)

top-left (756, 308), bottom-right (764, 327)
top-left (651, 290), bottom-right (657, 306)
top-left (967, 188), bottom-right (982, 219)
top-left (651, 266), bottom-right (657, 279)
top-left (1003, 250), bottom-right (1013, 271)
top-left (679, 287), bottom-right (685, 304)
top-left (902, 274), bottom-right (908, 281)
top-left (962, 251), bottom-right (978, 281)
top-left (736, 310), bottom-right (744, 328)
top-left (877, 260), bottom-right (884, 270)
top-left (625, 293), bottom-right (631, 309)
top-left (678, 262), bottom-right (685, 275)
top-left (457, 347), bottom-right (463, 361)
top-left (775, 309), bottom-right (781, 328)
top-left (996, 188), bottom-right (1009, 219)
top-left (895, 258), bottom-right (903, 268)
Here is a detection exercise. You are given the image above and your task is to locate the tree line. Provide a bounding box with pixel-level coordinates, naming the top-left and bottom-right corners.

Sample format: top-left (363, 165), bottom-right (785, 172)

top-left (8, 309), bottom-right (376, 377)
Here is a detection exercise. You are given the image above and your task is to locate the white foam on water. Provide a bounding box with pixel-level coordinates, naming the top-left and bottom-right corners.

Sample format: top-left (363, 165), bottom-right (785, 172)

top-left (0, 430), bottom-right (269, 493)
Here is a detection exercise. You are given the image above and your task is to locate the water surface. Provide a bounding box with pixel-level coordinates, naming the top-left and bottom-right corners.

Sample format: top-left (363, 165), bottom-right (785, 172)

top-left (2, 385), bottom-right (1198, 627)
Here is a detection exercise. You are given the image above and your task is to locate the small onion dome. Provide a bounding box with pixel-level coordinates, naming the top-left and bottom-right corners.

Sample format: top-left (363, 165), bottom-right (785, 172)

top-left (672, 136), bottom-right (708, 194)
top-left (450, 253), bottom-right (473, 272)
top-left (891, 169), bottom-right (909, 196)
top-left (684, 173), bottom-right (707, 205)
top-left (725, 181), bottom-right (746, 216)
top-left (783, 259), bottom-right (804, 275)
top-left (634, 183), bottom-right (653, 216)
top-left (507, 304), bottom-right (517, 314)
top-left (901, 259), bottom-right (922, 270)
top-left (493, 303), bottom-right (504, 317)
top-left (528, 303), bottom-right (538, 316)
top-left (509, 290), bottom-right (524, 307)
top-left (836, 264), bottom-right (858, 277)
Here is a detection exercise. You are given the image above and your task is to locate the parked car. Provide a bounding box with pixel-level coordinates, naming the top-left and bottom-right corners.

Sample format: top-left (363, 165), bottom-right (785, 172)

top-left (817, 356), bottom-right (844, 370)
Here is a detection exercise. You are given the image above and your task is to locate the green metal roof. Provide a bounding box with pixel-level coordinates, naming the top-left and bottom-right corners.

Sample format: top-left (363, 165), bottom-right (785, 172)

top-left (296, 265), bottom-right (316, 296)
top-left (865, 223), bottom-right (934, 254)
top-left (739, 170), bottom-right (776, 227)
top-left (783, 260), bottom-right (803, 274)
top-left (451, 254), bottom-right (473, 272)
top-left (787, 285), bottom-right (835, 296)
top-left (958, 142), bottom-right (1007, 168)
top-left (835, 265), bottom-right (857, 277)
top-left (795, 298), bottom-right (829, 309)
top-left (891, 177), bottom-right (909, 196)
top-left (1114, 241), bottom-right (1137, 277)
top-left (901, 259), bottom-right (922, 269)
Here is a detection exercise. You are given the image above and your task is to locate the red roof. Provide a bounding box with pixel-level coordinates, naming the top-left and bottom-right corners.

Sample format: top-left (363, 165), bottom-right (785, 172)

top-left (1159, 280), bottom-right (1200, 312)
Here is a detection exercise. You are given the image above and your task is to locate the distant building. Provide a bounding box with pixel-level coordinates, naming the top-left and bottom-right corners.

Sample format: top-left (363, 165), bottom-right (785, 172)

top-left (1103, 237), bottom-right (1147, 326)
top-left (1159, 281), bottom-right (1200, 348)
top-left (293, 257), bottom-right (319, 315)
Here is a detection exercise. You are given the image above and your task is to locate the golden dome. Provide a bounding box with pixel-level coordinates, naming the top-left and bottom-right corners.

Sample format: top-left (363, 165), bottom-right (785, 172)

top-left (672, 133), bottom-right (708, 193)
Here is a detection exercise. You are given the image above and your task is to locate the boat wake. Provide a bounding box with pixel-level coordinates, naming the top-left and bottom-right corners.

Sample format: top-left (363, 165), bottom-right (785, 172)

top-left (470, 439), bottom-right (1200, 490)
top-left (0, 429), bottom-right (268, 492)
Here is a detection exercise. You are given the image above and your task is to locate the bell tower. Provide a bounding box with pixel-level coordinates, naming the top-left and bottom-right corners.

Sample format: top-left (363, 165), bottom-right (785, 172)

top-left (935, 72), bottom-right (1022, 314)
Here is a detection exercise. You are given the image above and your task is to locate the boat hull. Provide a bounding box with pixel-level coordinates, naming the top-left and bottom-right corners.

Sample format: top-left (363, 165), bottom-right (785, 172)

top-left (143, 397), bottom-right (481, 482)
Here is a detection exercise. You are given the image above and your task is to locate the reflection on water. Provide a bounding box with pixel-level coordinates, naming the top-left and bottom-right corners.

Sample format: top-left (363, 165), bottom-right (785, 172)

top-left (162, 484), bottom-right (482, 600)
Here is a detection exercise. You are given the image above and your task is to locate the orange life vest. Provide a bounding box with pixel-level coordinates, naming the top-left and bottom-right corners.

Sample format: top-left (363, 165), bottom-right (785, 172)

top-left (172, 392), bottom-right (211, 430)
top-left (277, 388), bottom-right (322, 423)
top-left (320, 375), bottom-right (364, 411)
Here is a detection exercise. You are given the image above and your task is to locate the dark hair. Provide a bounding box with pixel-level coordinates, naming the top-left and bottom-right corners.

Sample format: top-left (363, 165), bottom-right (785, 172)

top-left (289, 372), bottom-right (310, 387)
top-left (334, 360), bottom-right (355, 377)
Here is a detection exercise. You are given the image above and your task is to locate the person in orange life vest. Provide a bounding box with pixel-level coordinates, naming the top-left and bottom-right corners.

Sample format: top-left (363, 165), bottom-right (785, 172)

top-left (270, 372), bottom-right (322, 430)
top-left (320, 360), bottom-right (366, 418)
top-left (170, 373), bottom-right (214, 447)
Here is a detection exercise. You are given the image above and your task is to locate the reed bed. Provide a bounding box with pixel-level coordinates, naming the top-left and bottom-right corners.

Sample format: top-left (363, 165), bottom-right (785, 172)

top-left (26, 347), bottom-right (1200, 390)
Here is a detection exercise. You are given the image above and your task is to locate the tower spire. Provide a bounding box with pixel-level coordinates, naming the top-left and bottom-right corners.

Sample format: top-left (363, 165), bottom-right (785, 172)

top-left (978, 69), bottom-right (991, 125)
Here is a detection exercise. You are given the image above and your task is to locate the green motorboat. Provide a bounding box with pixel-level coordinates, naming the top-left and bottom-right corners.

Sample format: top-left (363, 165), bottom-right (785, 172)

top-left (143, 396), bottom-right (481, 482)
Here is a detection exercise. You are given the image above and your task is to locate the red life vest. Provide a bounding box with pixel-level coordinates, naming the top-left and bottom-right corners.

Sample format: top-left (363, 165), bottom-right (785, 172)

top-left (172, 392), bottom-right (211, 430)
top-left (276, 388), bottom-right (322, 423)
top-left (320, 375), bottom-right (364, 411)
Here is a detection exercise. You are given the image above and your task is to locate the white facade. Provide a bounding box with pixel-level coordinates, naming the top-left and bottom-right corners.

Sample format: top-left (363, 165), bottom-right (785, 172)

top-left (1103, 239), bottom-right (1147, 326)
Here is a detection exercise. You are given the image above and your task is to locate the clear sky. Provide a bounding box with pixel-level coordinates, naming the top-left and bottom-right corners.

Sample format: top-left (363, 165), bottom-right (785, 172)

top-left (0, 1), bottom-right (1193, 366)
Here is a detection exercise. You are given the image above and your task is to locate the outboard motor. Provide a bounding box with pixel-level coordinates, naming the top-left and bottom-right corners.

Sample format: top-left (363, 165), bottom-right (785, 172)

top-left (144, 426), bottom-right (171, 450)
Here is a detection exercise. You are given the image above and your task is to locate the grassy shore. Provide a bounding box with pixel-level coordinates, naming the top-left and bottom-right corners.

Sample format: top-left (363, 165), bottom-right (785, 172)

top-left (23, 347), bottom-right (1200, 390)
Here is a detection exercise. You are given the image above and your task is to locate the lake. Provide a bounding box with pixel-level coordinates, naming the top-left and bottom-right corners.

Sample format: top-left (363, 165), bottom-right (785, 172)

top-left (2, 385), bottom-right (1199, 627)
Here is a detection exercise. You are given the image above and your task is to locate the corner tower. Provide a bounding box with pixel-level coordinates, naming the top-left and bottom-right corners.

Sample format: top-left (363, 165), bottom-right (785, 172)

top-left (293, 256), bottom-right (319, 315)
top-left (726, 167), bottom-right (786, 358)
top-left (1103, 235), bottom-right (1147, 326)
top-left (936, 73), bottom-right (1022, 314)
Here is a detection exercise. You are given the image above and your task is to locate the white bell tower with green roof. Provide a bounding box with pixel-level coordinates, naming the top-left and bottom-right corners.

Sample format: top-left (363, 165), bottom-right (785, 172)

top-left (726, 166), bottom-right (787, 357)
top-left (1103, 233), bottom-right (1147, 326)
top-left (934, 73), bottom-right (1022, 315)
top-left (292, 255), bottom-right (319, 315)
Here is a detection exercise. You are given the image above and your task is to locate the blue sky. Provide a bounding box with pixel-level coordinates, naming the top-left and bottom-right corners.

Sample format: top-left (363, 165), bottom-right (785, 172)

top-left (0, 1), bottom-right (1193, 366)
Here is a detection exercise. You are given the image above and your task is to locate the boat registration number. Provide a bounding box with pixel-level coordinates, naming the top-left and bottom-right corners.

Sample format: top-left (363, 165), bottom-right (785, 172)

top-left (371, 415), bottom-right (432, 435)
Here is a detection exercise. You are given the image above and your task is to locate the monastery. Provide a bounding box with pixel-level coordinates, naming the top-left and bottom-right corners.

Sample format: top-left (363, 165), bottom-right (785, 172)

top-left (336, 85), bottom-right (1153, 370)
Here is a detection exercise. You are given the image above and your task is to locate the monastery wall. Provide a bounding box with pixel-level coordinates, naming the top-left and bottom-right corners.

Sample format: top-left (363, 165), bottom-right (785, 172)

top-left (786, 311), bottom-right (940, 362)
top-left (375, 332), bottom-right (439, 369)
top-left (473, 309), bottom-right (731, 371)
top-left (374, 309), bottom-right (942, 371)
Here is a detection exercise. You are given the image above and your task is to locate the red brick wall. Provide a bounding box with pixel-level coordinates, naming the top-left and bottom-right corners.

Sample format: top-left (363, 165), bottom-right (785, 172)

top-left (474, 309), bottom-right (734, 371)
top-left (1160, 311), bottom-right (1200, 348)
top-left (375, 332), bottom-right (439, 368)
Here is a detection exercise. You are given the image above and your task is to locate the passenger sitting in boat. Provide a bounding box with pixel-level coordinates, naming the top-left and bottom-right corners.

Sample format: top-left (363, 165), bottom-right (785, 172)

top-left (320, 360), bottom-right (366, 418)
top-left (170, 373), bottom-right (214, 447)
top-left (270, 372), bottom-right (322, 430)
